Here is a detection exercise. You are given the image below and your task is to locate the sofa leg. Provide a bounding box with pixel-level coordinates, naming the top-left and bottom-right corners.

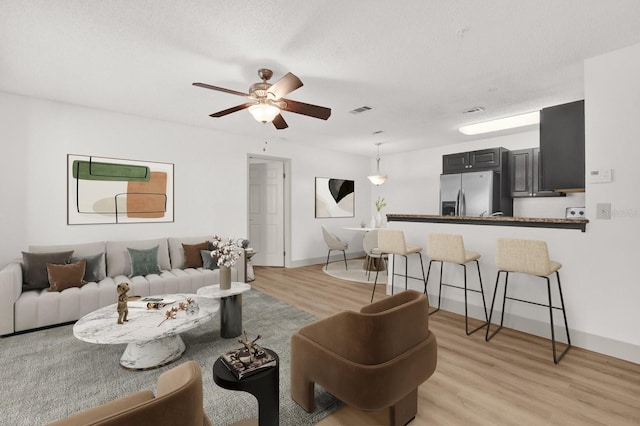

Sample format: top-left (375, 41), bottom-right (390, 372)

top-left (389, 388), bottom-right (418, 426)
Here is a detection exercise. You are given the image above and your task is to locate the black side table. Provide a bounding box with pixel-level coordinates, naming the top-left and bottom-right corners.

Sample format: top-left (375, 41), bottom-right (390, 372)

top-left (213, 349), bottom-right (279, 426)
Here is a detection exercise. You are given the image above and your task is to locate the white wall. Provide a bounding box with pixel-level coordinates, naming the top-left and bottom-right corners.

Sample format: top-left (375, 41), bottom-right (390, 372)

top-left (0, 92), bottom-right (371, 268)
top-left (379, 43), bottom-right (640, 363)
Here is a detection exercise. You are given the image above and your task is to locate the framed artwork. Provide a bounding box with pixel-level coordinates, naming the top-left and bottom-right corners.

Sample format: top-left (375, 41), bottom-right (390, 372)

top-left (67, 154), bottom-right (174, 225)
top-left (315, 177), bottom-right (355, 218)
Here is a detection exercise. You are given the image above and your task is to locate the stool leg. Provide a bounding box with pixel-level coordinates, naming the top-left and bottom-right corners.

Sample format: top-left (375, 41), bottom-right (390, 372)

top-left (486, 270), bottom-right (508, 341)
top-left (548, 272), bottom-right (571, 363)
top-left (437, 261), bottom-right (444, 310)
top-left (426, 260), bottom-right (440, 316)
top-left (463, 263), bottom-right (489, 336)
top-left (390, 254), bottom-right (395, 295)
top-left (476, 260), bottom-right (489, 322)
top-left (403, 254), bottom-right (409, 291)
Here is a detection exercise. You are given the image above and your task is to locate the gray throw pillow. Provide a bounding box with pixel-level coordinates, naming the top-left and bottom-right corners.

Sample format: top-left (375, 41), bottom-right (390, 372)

top-left (127, 246), bottom-right (161, 277)
top-left (71, 252), bottom-right (105, 283)
top-left (22, 251), bottom-right (74, 291)
top-left (200, 250), bottom-right (219, 270)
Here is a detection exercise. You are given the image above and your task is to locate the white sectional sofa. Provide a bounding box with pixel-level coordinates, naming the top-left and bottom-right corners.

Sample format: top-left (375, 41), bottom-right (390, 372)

top-left (0, 236), bottom-right (245, 335)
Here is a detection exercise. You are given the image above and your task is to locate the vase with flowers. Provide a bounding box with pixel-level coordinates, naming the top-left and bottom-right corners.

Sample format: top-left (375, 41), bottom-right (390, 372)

top-left (210, 235), bottom-right (241, 290)
top-left (374, 196), bottom-right (387, 228)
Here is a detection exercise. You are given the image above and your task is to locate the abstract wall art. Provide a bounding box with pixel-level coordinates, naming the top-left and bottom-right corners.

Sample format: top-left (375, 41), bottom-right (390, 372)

top-left (315, 177), bottom-right (355, 218)
top-left (67, 154), bottom-right (174, 225)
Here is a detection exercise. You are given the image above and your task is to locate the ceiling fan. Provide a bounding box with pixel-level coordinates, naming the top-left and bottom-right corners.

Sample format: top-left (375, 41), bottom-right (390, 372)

top-left (193, 68), bottom-right (331, 129)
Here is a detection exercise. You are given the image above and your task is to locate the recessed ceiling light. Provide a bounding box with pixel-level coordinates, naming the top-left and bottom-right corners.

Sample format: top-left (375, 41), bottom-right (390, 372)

top-left (459, 111), bottom-right (540, 135)
top-left (463, 106), bottom-right (485, 114)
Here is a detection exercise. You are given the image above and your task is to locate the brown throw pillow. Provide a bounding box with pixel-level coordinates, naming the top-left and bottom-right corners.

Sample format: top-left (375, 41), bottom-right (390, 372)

top-left (47, 259), bottom-right (87, 292)
top-left (182, 242), bottom-right (210, 269)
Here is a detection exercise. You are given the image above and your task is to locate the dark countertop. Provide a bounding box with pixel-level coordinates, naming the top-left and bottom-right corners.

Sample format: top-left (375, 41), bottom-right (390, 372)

top-left (386, 214), bottom-right (588, 232)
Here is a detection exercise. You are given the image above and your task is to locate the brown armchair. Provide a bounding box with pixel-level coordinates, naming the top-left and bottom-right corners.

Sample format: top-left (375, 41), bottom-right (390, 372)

top-left (291, 290), bottom-right (437, 426)
top-left (47, 361), bottom-right (212, 426)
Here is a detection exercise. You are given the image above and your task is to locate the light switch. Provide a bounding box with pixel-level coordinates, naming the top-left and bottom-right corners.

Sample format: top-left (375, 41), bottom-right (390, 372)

top-left (596, 203), bottom-right (611, 220)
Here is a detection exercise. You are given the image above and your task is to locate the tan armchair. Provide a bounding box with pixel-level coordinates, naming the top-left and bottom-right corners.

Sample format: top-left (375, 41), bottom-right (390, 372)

top-left (291, 290), bottom-right (437, 426)
top-left (47, 360), bottom-right (212, 426)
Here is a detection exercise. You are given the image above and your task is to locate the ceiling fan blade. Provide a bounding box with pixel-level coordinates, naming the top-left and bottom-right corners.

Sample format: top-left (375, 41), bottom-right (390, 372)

top-left (267, 72), bottom-right (303, 100)
top-left (193, 82), bottom-right (252, 98)
top-left (272, 114), bottom-right (288, 129)
top-left (209, 103), bottom-right (254, 118)
top-left (280, 99), bottom-right (331, 120)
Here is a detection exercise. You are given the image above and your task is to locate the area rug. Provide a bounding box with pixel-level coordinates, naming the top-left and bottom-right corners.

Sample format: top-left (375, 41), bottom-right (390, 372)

top-left (323, 259), bottom-right (387, 284)
top-left (0, 290), bottom-right (342, 425)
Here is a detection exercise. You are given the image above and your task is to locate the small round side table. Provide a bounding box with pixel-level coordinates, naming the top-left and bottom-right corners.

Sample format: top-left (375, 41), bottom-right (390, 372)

top-left (197, 282), bottom-right (251, 338)
top-left (213, 348), bottom-right (279, 426)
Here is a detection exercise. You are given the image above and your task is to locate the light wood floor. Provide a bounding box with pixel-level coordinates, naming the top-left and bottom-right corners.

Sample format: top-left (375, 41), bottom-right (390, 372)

top-left (251, 263), bottom-right (640, 425)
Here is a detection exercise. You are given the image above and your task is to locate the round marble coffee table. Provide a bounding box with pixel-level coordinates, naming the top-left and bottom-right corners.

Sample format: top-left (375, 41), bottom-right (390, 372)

top-left (197, 282), bottom-right (251, 338)
top-left (73, 294), bottom-right (219, 370)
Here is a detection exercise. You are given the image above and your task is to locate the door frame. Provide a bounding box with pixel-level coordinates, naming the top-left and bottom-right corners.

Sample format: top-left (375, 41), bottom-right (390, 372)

top-left (247, 154), bottom-right (291, 268)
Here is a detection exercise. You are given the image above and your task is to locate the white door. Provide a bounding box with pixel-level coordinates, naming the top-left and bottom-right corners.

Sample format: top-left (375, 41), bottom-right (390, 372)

top-left (248, 159), bottom-right (285, 266)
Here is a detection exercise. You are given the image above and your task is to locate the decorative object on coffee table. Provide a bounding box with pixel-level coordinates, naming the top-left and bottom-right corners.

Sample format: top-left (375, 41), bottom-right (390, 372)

top-left (210, 235), bottom-right (241, 290)
top-left (116, 282), bottom-right (130, 324)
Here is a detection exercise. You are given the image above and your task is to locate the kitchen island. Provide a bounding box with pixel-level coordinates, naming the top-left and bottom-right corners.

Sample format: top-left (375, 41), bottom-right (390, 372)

top-left (387, 214), bottom-right (588, 232)
top-left (380, 213), bottom-right (592, 358)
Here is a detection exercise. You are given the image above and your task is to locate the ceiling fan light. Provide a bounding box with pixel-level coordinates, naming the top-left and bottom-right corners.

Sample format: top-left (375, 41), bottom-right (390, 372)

top-left (459, 111), bottom-right (540, 135)
top-left (368, 174), bottom-right (388, 186)
top-left (248, 103), bottom-right (280, 123)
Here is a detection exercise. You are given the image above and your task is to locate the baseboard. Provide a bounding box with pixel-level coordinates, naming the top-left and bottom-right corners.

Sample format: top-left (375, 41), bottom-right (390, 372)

top-left (289, 252), bottom-right (366, 268)
top-left (416, 289), bottom-right (640, 364)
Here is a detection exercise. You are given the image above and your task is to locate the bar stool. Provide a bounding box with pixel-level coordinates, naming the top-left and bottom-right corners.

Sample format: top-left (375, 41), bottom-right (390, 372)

top-left (425, 233), bottom-right (488, 335)
top-left (371, 229), bottom-right (425, 302)
top-left (486, 238), bottom-right (571, 364)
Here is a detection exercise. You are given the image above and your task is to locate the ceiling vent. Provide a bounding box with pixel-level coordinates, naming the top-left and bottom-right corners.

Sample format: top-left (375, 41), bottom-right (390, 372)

top-left (463, 106), bottom-right (485, 114)
top-left (350, 105), bottom-right (373, 114)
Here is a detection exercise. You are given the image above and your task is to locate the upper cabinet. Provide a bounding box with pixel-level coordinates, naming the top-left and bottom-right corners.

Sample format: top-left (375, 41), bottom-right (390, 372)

top-left (510, 148), bottom-right (565, 198)
top-left (539, 100), bottom-right (585, 192)
top-left (443, 148), bottom-right (507, 174)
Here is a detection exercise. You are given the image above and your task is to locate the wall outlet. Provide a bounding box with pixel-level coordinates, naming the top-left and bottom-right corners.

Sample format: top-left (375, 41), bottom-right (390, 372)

top-left (596, 203), bottom-right (612, 220)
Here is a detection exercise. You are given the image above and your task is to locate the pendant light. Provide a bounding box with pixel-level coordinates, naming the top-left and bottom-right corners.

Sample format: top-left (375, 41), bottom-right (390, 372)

top-left (368, 143), bottom-right (387, 186)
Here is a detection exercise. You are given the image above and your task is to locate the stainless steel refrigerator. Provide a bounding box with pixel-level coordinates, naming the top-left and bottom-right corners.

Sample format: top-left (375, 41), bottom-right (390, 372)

top-left (440, 171), bottom-right (501, 216)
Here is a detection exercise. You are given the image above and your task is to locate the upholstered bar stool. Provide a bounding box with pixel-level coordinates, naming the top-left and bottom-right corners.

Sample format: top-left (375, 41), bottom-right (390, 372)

top-left (486, 238), bottom-right (571, 364)
top-left (425, 233), bottom-right (488, 335)
top-left (372, 229), bottom-right (425, 303)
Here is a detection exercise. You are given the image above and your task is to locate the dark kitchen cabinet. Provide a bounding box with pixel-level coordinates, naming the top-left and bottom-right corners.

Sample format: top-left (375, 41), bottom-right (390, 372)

top-left (443, 148), bottom-right (506, 174)
top-left (540, 100), bottom-right (585, 191)
top-left (510, 148), bottom-right (565, 197)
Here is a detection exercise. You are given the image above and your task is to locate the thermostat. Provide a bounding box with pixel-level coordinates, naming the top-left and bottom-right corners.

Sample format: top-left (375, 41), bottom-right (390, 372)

top-left (589, 169), bottom-right (612, 183)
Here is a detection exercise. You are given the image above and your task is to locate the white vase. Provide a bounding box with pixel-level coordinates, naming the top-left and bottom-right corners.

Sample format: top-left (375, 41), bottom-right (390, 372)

top-left (375, 212), bottom-right (382, 228)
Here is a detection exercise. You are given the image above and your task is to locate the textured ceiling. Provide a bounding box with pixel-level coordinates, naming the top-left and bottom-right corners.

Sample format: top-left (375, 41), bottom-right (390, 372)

top-left (2, 1), bottom-right (640, 156)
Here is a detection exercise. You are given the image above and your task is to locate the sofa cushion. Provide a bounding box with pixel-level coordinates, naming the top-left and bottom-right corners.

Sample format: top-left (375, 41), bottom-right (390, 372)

top-left (47, 259), bottom-right (87, 292)
top-left (167, 236), bottom-right (212, 269)
top-left (127, 246), bottom-right (161, 277)
top-left (71, 252), bottom-right (105, 283)
top-left (182, 242), bottom-right (209, 268)
top-left (29, 242), bottom-right (106, 281)
top-left (106, 239), bottom-right (170, 277)
top-left (200, 250), bottom-right (219, 270)
top-left (22, 251), bottom-right (74, 291)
